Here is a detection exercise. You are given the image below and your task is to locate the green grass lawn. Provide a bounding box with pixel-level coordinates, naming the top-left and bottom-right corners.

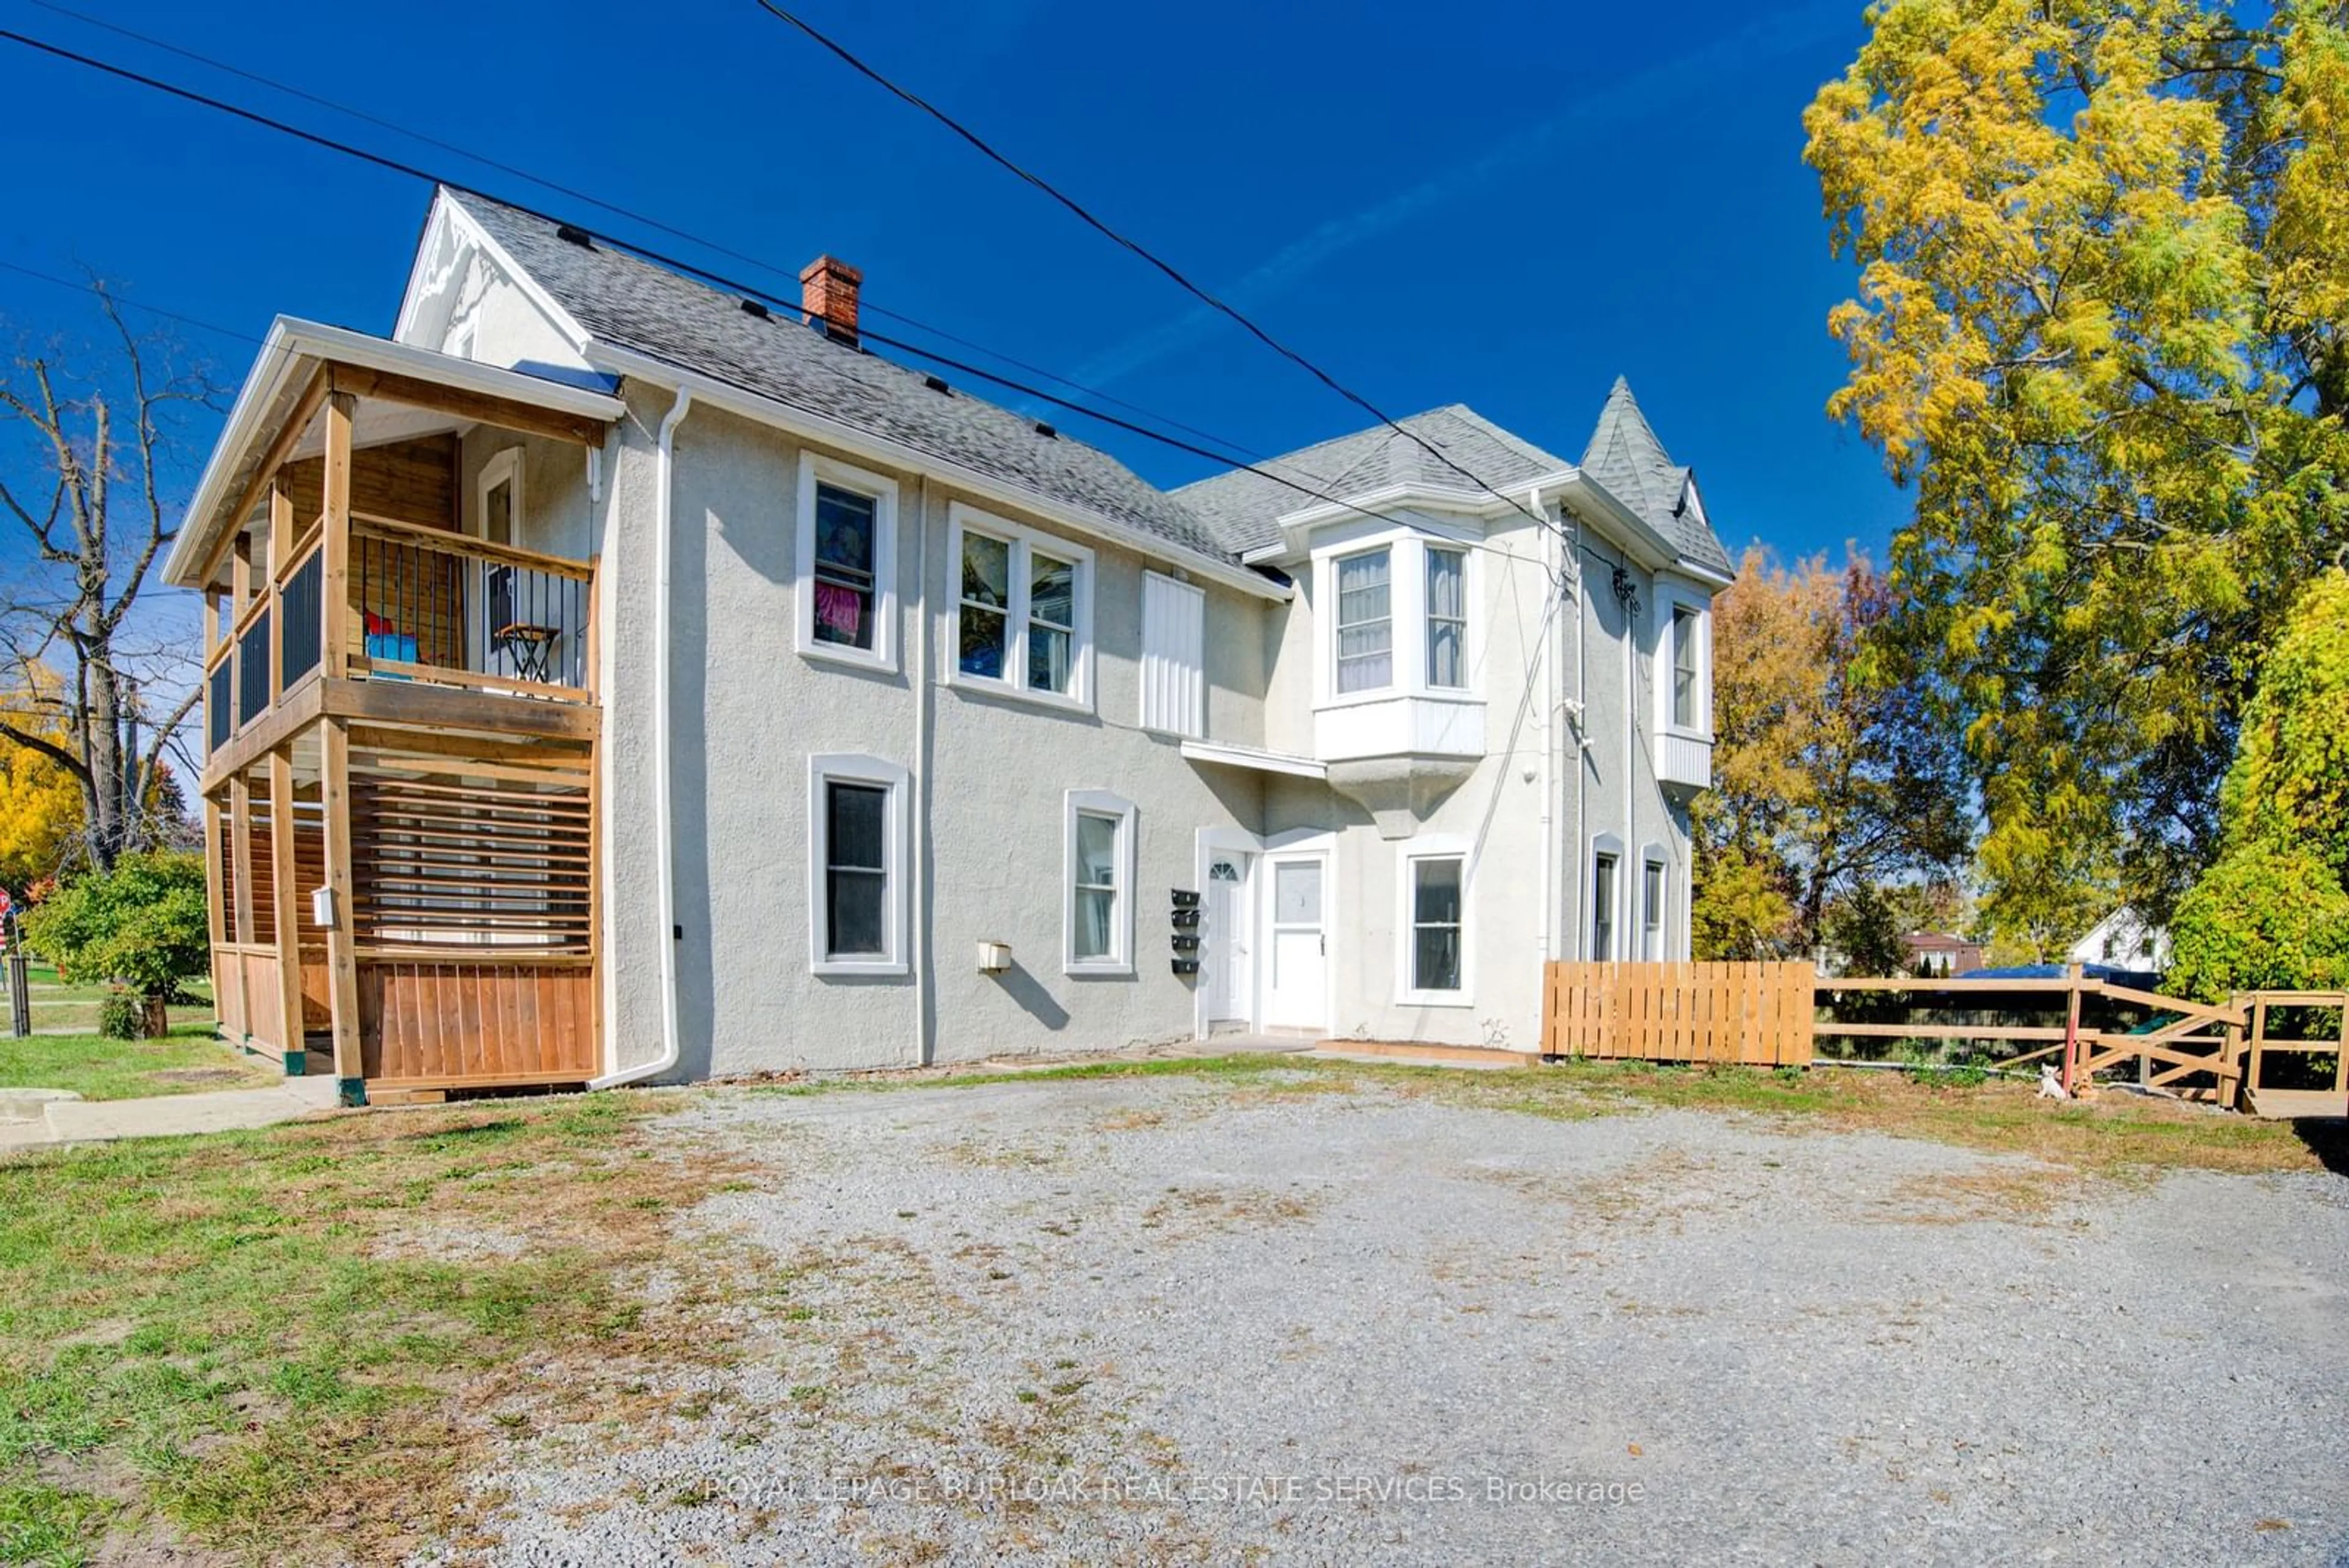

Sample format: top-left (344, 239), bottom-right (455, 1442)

top-left (0, 1027), bottom-right (278, 1102)
top-left (0, 1094), bottom-right (751, 1565)
top-left (12, 963), bottom-right (212, 1037)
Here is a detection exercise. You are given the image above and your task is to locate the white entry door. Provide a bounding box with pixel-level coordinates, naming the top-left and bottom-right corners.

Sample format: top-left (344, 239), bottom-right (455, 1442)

top-left (1204, 852), bottom-right (1252, 1023)
top-left (1263, 854), bottom-right (1327, 1030)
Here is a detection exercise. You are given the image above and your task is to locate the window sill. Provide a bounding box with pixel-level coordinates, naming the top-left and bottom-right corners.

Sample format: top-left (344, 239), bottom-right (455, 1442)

top-left (814, 958), bottom-right (910, 978)
top-left (799, 641), bottom-right (899, 677)
top-left (1397, 990), bottom-right (1474, 1009)
top-left (1315, 687), bottom-right (1483, 712)
top-left (947, 671), bottom-right (1093, 716)
top-left (1064, 959), bottom-right (1135, 979)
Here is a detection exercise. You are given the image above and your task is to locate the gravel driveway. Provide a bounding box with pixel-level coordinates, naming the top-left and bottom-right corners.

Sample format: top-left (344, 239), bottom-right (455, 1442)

top-left (443, 1070), bottom-right (2349, 1566)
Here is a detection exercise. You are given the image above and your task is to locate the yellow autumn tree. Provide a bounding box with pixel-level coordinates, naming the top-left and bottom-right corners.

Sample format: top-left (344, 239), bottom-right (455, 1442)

top-left (0, 676), bottom-right (84, 890)
top-left (1803, 1), bottom-right (2349, 945)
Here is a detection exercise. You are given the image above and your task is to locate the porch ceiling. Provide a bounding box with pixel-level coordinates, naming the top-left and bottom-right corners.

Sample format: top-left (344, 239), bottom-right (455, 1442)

top-left (165, 318), bottom-right (625, 594)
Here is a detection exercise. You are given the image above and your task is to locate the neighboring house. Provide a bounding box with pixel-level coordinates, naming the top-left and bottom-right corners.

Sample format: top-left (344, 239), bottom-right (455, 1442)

top-left (168, 188), bottom-right (1732, 1099)
top-left (1901, 932), bottom-right (1985, 979)
top-left (2068, 907), bottom-right (2170, 973)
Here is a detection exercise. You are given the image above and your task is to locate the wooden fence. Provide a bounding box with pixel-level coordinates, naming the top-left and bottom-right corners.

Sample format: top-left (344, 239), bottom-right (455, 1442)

top-left (1543, 961), bottom-right (1816, 1065)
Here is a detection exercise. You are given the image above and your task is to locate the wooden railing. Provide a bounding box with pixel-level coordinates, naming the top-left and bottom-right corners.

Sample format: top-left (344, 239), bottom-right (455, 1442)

top-left (203, 510), bottom-right (595, 757)
top-left (349, 513), bottom-right (593, 700)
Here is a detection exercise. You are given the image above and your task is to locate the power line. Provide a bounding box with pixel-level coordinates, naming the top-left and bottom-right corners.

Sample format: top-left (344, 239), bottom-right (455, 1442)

top-left (18, 0), bottom-right (1260, 460)
top-left (0, 259), bottom-right (267, 350)
top-left (744, 0), bottom-right (1560, 538)
top-left (0, 26), bottom-right (1535, 557)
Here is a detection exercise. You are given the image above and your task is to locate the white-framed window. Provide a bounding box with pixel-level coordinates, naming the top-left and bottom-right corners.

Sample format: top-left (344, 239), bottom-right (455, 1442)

top-left (1591, 840), bottom-right (1621, 961)
top-left (1641, 856), bottom-right (1666, 960)
top-left (795, 453), bottom-right (899, 673)
top-left (948, 504), bottom-right (1094, 710)
top-left (1064, 789), bottom-right (1137, 975)
top-left (1398, 838), bottom-right (1471, 1005)
top-left (1334, 546), bottom-right (1393, 693)
top-left (806, 754), bottom-right (910, 975)
top-left (473, 448), bottom-right (524, 673)
top-left (1139, 571), bottom-right (1206, 737)
top-left (1426, 546), bottom-right (1466, 689)
top-left (1314, 529), bottom-right (1477, 705)
top-left (1655, 585), bottom-right (1710, 735)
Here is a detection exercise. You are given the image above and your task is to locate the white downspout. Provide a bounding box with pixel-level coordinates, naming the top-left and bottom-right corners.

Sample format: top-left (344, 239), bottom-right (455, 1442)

top-left (1529, 483), bottom-right (1556, 962)
top-left (1623, 552), bottom-right (1637, 957)
top-left (592, 385), bottom-right (692, 1089)
top-left (911, 475), bottom-right (934, 1066)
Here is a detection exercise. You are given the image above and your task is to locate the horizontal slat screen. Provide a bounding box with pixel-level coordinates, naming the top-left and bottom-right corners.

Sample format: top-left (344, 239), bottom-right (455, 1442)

top-left (349, 761), bottom-right (592, 953)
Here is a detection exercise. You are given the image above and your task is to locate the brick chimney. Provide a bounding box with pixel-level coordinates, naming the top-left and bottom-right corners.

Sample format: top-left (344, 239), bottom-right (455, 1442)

top-left (800, 255), bottom-right (863, 347)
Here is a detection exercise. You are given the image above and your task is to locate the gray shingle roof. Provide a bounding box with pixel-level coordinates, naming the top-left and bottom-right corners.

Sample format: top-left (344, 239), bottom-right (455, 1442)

top-left (453, 189), bottom-right (1234, 562)
top-left (1173, 405), bottom-right (1570, 555)
top-left (1177, 390), bottom-right (1734, 577)
top-left (1579, 377), bottom-right (1734, 577)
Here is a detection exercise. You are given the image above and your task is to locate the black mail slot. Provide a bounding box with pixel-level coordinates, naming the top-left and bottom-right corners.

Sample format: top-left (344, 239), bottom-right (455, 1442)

top-left (1171, 888), bottom-right (1200, 908)
top-left (1171, 933), bottom-right (1200, 952)
top-left (1170, 908), bottom-right (1200, 928)
top-left (1170, 958), bottom-right (1200, 975)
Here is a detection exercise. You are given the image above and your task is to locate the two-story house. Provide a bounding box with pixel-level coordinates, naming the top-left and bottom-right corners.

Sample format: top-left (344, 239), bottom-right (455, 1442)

top-left (167, 188), bottom-right (1732, 1101)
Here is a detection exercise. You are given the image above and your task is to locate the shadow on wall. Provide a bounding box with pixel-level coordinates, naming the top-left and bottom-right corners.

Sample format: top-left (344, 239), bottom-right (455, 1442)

top-left (990, 960), bottom-right (1070, 1031)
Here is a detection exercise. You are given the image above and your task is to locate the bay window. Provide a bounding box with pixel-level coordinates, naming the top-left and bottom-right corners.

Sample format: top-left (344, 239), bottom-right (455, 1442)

top-left (1334, 547), bottom-right (1393, 693)
top-left (1426, 546), bottom-right (1466, 689)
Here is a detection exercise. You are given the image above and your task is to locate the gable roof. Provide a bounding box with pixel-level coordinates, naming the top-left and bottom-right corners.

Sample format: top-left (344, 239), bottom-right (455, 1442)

top-left (1579, 377), bottom-right (1734, 577)
top-left (1173, 405), bottom-right (1571, 555)
top-left (447, 189), bottom-right (1235, 563)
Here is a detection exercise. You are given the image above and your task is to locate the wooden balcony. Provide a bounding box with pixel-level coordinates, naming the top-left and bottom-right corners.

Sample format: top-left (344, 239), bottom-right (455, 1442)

top-left (179, 340), bottom-right (620, 1103)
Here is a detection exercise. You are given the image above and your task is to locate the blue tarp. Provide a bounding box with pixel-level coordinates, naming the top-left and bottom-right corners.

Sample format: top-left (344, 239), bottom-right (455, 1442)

top-left (1958, 963), bottom-right (2164, 989)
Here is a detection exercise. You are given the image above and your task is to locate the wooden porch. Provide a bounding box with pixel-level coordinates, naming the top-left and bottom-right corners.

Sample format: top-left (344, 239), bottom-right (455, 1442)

top-left (193, 353), bottom-right (612, 1103)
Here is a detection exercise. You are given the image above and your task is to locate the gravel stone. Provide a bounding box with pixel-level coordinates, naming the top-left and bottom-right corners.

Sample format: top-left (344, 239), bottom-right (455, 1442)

top-left (423, 1074), bottom-right (2349, 1566)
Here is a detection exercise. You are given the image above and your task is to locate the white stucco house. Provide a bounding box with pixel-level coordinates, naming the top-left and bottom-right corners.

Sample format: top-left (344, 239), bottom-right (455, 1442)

top-left (2068, 907), bottom-right (2171, 974)
top-left (179, 187), bottom-right (1734, 1090)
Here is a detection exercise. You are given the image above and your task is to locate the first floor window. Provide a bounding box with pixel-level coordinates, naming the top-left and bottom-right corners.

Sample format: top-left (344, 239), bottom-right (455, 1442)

top-left (1592, 852), bottom-right (1618, 960)
top-left (824, 782), bottom-right (888, 957)
top-left (811, 482), bottom-right (878, 650)
top-left (1335, 546), bottom-right (1392, 693)
top-left (1410, 856), bottom-right (1463, 992)
top-left (1064, 790), bottom-right (1137, 973)
top-left (1426, 546), bottom-right (1466, 689)
top-left (1642, 860), bottom-right (1666, 960)
top-left (1073, 813), bottom-right (1119, 960)
top-left (952, 508), bottom-right (1093, 704)
top-left (809, 755), bottom-right (908, 974)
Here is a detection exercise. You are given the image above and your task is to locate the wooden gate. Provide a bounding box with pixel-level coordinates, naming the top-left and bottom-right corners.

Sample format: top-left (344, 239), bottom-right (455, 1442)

top-left (1543, 961), bottom-right (1816, 1065)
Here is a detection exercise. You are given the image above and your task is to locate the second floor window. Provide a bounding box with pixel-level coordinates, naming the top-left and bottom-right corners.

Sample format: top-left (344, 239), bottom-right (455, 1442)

top-left (1335, 546), bottom-right (1392, 693)
top-left (953, 513), bottom-right (1093, 705)
top-left (1427, 547), bottom-right (1466, 689)
top-left (1671, 604), bottom-right (1699, 729)
top-left (812, 483), bottom-right (878, 652)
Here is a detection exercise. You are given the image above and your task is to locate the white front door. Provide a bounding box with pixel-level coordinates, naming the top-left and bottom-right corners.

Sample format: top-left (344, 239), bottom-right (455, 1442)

top-left (1263, 854), bottom-right (1327, 1030)
top-left (1204, 851), bottom-right (1252, 1023)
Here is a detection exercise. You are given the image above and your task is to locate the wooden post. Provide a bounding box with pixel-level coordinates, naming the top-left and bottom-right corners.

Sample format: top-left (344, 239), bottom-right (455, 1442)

top-left (320, 718), bottom-right (364, 1104)
top-left (2060, 962), bottom-right (2085, 1096)
top-left (267, 748), bottom-right (306, 1076)
top-left (202, 793), bottom-right (227, 1039)
top-left (226, 774), bottom-right (256, 1041)
top-left (2334, 995), bottom-right (2348, 1099)
top-left (2247, 996), bottom-right (2269, 1110)
top-left (202, 591), bottom-right (219, 754)
top-left (321, 393), bottom-right (355, 680)
top-left (2218, 1017), bottom-right (2244, 1110)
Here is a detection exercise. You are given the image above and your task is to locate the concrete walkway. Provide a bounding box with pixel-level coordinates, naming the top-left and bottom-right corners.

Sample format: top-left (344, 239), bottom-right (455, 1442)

top-left (0, 1076), bottom-right (339, 1150)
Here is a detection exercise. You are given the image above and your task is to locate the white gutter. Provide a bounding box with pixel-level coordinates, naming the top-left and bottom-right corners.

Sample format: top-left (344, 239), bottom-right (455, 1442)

top-left (592, 386), bottom-right (694, 1089)
top-left (582, 340), bottom-right (1291, 605)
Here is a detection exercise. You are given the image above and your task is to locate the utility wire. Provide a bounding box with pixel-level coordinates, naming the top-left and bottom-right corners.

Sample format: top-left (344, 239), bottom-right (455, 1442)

top-left (0, 25), bottom-right (1546, 559)
top-left (744, 0), bottom-right (1560, 537)
top-left (18, 0), bottom-right (1259, 459)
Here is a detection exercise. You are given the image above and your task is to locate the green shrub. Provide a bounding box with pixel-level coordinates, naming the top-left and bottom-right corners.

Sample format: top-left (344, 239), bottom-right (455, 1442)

top-left (98, 987), bottom-right (141, 1040)
top-left (20, 852), bottom-right (209, 1036)
top-left (2167, 841), bottom-right (2349, 1001)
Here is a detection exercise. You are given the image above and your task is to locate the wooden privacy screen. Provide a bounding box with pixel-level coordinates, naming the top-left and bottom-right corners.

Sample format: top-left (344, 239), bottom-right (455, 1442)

top-left (347, 748), bottom-right (597, 1087)
top-left (347, 762), bottom-right (591, 951)
top-left (1543, 961), bottom-right (1816, 1066)
top-left (243, 795), bottom-right (327, 948)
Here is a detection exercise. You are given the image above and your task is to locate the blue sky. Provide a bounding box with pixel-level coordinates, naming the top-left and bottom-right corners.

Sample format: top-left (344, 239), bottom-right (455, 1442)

top-left (0, 0), bottom-right (1900, 568)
